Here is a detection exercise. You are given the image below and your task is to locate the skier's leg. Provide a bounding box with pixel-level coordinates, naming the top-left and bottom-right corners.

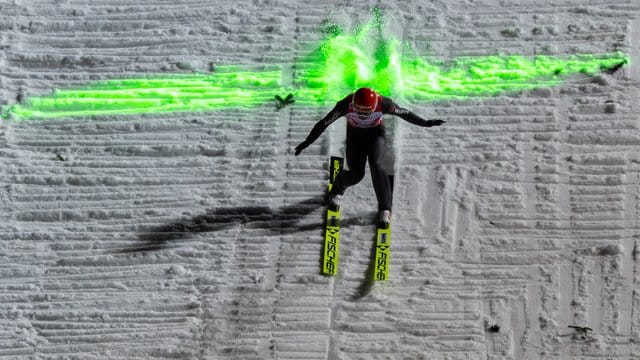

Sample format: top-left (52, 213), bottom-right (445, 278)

top-left (330, 133), bottom-right (367, 195)
top-left (368, 132), bottom-right (392, 211)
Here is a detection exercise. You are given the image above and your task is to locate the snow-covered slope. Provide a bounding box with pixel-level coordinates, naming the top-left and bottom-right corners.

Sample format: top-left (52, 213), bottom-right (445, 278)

top-left (0, 1), bottom-right (639, 359)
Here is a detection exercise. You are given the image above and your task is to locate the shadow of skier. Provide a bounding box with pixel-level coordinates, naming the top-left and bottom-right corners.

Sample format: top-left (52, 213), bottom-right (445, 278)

top-left (351, 234), bottom-right (378, 300)
top-left (121, 196), bottom-right (369, 254)
top-left (123, 195), bottom-right (381, 299)
top-left (121, 197), bottom-right (323, 253)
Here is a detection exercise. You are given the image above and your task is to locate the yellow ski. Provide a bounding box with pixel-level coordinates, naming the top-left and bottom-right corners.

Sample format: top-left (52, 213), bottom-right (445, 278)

top-left (374, 174), bottom-right (393, 281)
top-left (322, 156), bottom-right (343, 276)
top-left (374, 225), bottom-right (391, 281)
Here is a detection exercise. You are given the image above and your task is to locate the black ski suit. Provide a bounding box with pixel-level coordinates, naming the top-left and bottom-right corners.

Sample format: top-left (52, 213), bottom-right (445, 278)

top-left (295, 93), bottom-right (444, 211)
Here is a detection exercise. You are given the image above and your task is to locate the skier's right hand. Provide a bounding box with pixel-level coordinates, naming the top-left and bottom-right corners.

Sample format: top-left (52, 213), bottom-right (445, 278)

top-left (294, 141), bottom-right (309, 156)
top-left (424, 119), bottom-right (445, 127)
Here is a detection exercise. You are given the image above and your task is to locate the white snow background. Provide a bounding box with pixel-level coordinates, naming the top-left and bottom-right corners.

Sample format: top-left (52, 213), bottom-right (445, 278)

top-left (1, 0), bottom-right (640, 359)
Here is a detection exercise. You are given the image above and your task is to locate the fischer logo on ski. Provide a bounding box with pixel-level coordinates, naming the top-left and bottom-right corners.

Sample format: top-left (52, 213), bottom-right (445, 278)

top-left (323, 217), bottom-right (339, 275)
top-left (322, 157), bottom-right (343, 276)
top-left (374, 226), bottom-right (391, 281)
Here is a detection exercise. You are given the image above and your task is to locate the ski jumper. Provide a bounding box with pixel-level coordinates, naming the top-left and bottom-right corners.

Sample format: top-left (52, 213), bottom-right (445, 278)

top-left (298, 92), bottom-right (440, 212)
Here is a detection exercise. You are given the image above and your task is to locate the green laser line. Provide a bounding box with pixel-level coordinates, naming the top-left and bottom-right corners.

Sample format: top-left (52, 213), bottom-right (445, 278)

top-left (1, 9), bottom-right (629, 121)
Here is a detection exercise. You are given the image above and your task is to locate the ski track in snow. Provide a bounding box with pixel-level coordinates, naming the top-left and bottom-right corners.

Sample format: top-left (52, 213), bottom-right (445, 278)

top-left (0, 0), bottom-right (639, 359)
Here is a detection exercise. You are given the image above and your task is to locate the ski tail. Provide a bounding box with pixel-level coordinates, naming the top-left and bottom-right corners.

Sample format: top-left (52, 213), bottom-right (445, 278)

top-left (328, 156), bottom-right (342, 193)
top-left (322, 157), bottom-right (343, 276)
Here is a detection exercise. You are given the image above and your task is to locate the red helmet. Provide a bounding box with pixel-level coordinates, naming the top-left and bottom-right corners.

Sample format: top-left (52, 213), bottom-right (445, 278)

top-left (352, 87), bottom-right (378, 115)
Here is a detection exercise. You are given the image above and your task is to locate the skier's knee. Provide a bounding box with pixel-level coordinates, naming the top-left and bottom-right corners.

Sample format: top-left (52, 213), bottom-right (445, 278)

top-left (352, 170), bottom-right (366, 184)
top-left (345, 169), bottom-right (365, 185)
top-left (370, 164), bottom-right (386, 177)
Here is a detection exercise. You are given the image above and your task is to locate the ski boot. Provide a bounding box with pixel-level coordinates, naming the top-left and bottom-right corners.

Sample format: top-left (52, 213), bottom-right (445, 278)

top-left (378, 209), bottom-right (391, 229)
top-left (327, 193), bottom-right (342, 211)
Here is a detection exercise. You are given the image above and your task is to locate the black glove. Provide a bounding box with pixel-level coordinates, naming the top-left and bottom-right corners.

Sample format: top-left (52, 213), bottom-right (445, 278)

top-left (425, 119), bottom-right (445, 127)
top-left (294, 141), bottom-right (309, 156)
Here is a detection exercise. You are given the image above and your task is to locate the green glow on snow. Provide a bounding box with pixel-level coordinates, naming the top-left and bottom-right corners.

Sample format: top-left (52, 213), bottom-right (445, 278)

top-left (5, 67), bottom-right (283, 120)
top-left (401, 53), bottom-right (628, 101)
top-left (293, 7), bottom-right (405, 102)
top-left (1, 7), bottom-right (629, 121)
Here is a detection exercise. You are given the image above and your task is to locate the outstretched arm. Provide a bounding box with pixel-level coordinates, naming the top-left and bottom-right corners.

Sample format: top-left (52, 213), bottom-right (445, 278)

top-left (391, 106), bottom-right (445, 127)
top-left (380, 96), bottom-right (444, 127)
top-left (294, 97), bottom-right (349, 155)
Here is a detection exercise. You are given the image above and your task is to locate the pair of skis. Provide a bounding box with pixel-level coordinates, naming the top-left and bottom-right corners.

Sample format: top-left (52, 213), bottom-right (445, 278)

top-left (321, 157), bottom-right (391, 281)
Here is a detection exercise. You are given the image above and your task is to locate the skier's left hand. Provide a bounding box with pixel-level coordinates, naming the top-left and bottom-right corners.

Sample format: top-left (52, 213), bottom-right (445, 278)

top-left (424, 119), bottom-right (445, 127)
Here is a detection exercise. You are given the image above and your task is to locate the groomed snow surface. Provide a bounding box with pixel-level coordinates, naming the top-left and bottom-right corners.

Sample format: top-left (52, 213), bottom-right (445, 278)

top-left (1, 1), bottom-right (640, 359)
